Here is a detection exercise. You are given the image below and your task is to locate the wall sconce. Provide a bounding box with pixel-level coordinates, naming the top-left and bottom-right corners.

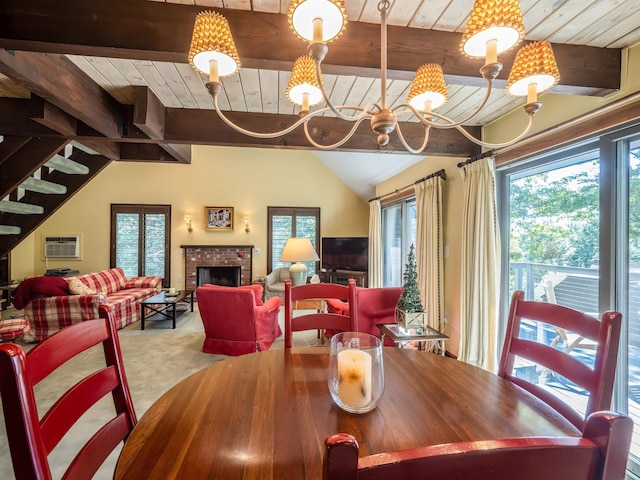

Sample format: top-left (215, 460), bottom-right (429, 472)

top-left (244, 216), bottom-right (250, 233)
top-left (185, 214), bottom-right (193, 233)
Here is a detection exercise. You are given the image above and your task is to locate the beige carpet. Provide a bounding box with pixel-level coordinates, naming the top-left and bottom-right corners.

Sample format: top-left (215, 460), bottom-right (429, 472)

top-left (0, 305), bottom-right (321, 479)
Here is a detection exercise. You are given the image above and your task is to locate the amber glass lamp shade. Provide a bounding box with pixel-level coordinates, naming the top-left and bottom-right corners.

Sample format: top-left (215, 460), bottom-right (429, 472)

top-left (288, 0), bottom-right (348, 43)
top-left (507, 41), bottom-right (560, 100)
top-left (189, 10), bottom-right (241, 79)
top-left (460, 0), bottom-right (525, 59)
top-left (286, 56), bottom-right (323, 106)
top-left (407, 64), bottom-right (449, 111)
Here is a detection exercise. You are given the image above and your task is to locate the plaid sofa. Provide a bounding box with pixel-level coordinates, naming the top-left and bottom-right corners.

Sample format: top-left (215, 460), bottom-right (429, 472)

top-left (23, 268), bottom-right (161, 342)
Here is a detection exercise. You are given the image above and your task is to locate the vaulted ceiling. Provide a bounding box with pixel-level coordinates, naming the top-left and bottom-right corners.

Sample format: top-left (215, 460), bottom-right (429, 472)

top-left (0, 0), bottom-right (638, 255)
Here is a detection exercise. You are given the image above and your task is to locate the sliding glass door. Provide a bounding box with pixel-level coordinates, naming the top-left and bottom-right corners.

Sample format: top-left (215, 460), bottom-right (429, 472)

top-left (497, 126), bottom-right (640, 476)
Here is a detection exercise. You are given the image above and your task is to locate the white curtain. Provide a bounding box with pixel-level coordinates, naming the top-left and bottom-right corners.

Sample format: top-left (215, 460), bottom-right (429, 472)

top-left (459, 158), bottom-right (501, 372)
top-left (368, 199), bottom-right (382, 288)
top-left (415, 177), bottom-right (444, 332)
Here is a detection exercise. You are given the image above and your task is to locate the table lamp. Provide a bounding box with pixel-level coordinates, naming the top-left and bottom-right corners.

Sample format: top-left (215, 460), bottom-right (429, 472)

top-left (279, 237), bottom-right (319, 286)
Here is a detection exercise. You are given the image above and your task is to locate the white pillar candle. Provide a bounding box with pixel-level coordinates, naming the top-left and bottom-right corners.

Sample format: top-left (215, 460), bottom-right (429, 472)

top-left (313, 17), bottom-right (323, 43)
top-left (338, 349), bottom-right (372, 408)
top-left (485, 38), bottom-right (498, 65)
top-left (527, 82), bottom-right (538, 104)
top-left (168, 287), bottom-right (176, 295)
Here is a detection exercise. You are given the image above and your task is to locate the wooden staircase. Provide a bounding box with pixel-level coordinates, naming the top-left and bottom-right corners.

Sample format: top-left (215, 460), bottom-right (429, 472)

top-left (0, 136), bottom-right (111, 258)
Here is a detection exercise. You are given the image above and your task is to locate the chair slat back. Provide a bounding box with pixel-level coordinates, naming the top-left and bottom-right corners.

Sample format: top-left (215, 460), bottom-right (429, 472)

top-left (325, 412), bottom-right (633, 480)
top-left (0, 317), bottom-right (137, 480)
top-left (284, 279), bottom-right (357, 348)
top-left (498, 290), bottom-right (622, 430)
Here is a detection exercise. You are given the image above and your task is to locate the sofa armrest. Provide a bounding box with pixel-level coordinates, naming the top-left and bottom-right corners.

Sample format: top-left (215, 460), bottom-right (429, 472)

top-left (124, 276), bottom-right (162, 290)
top-left (23, 294), bottom-right (108, 342)
top-left (263, 296), bottom-right (282, 313)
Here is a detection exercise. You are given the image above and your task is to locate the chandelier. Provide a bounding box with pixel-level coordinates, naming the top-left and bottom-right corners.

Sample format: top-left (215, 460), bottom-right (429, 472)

top-left (188, 0), bottom-right (560, 154)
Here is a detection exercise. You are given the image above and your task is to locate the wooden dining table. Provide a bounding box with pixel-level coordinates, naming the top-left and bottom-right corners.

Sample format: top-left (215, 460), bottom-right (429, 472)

top-left (115, 347), bottom-right (580, 479)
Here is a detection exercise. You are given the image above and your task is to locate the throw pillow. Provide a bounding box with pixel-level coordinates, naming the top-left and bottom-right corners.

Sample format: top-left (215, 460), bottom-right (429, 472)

top-left (67, 278), bottom-right (96, 296)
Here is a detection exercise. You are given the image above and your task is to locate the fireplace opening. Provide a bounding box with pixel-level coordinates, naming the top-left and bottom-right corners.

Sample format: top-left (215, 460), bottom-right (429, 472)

top-left (197, 266), bottom-right (241, 287)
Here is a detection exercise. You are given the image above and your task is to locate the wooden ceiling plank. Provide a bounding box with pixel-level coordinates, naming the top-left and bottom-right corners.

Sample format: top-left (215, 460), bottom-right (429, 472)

top-left (259, 69), bottom-right (279, 114)
top-left (163, 107), bottom-right (481, 156)
top-left (0, 1), bottom-right (621, 95)
top-left (0, 138), bottom-right (69, 199)
top-left (132, 61), bottom-right (182, 108)
top-left (153, 61), bottom-right (199, 109)
top-left (239, 69), bottom-right (263, 112)
top-left (0, 50), bottom-right (122, 138)
top-left (174, 63), bottom-right (214, 109)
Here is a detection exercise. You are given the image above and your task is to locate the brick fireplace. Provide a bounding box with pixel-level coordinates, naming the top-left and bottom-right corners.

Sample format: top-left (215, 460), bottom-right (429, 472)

top-left (182, 245), bottom-right (253, 290)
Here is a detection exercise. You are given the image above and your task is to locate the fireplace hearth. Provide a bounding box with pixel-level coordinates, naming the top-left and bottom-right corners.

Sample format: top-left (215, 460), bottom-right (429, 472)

top-left (197, 266), bottom-right (241, 287)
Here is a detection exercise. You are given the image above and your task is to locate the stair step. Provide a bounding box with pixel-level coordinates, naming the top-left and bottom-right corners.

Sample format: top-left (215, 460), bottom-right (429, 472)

top-left (0, 200), bottom-right (44, 214)
top-left (0, 226), bottom-right (21, 235)
top-left (45, 154), bottom-right (90, 175)
top-left (20, 177), bottom-right (67, 194)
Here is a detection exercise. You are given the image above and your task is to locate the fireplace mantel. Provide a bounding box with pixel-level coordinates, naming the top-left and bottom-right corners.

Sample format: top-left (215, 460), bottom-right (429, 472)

top-left (182, 245), bottom-right (254, 289)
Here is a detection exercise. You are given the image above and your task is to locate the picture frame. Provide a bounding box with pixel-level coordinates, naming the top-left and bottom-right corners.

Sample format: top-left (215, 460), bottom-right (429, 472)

top-left (205, 206), bottom-right (234, 231)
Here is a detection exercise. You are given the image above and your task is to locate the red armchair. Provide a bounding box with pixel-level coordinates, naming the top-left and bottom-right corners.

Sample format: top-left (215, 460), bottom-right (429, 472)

top-left (326, 287), bottom-right (402, 346)
top-left (196, 284), bottom-right (282, 356)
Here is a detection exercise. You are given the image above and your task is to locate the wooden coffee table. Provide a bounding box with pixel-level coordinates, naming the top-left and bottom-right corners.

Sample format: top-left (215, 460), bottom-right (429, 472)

top-left (140, 290), bottom-right (194, 330)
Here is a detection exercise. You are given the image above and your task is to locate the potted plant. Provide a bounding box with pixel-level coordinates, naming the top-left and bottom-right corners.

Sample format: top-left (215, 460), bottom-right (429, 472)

top-left (395, 244), bottom-right (426, 331)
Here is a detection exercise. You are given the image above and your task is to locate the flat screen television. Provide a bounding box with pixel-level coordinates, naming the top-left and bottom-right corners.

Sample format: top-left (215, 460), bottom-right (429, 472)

top-left (321, 237), bottom-right (368, 272)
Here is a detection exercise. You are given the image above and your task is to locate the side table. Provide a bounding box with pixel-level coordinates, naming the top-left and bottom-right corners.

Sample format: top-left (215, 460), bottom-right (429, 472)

top-left (377, 323), bottom-right (448, 355)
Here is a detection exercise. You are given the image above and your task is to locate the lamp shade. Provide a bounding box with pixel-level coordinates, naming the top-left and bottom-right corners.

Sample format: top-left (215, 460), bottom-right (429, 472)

top-left (460, 0), bottom-right (525, 58)
top-left (407, 64), bottom-right (449, 111)
top-left (288, 0), bottom-right (348, 43)
top-left (189, 11), bottom-right (240, 78)
top-left (507, 41), bottom-right (560, 97)
top-left (287, 55), bottom-right (324, 106)
top-left (280, 237), bottom-right (320, 263)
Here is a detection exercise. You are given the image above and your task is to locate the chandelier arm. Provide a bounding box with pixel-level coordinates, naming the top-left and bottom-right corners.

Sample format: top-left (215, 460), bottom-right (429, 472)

top-left (392, 81), bottom-right (494, 129)
top-left (302, 116), bottom-right (370, 150)
top-left (314, 61), bottom-right (379, 120)
top-left (213, 94), bottom-right (314, 138)
top-left (395, 123), bottom-right (431, 154)
top-left (454, 114), bottom-right (535, 148)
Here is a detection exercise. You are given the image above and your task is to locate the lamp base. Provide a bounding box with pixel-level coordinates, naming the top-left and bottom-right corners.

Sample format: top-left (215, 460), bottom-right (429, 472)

top-left (289, 262), bottom-right (308, 287)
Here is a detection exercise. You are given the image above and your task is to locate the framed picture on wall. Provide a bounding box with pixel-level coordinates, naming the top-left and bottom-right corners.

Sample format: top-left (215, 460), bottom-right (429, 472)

top-left (205, 206), bottom-right (234, 231)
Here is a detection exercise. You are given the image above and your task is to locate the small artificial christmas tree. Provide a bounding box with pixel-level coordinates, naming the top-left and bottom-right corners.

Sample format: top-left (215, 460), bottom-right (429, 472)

top-left (396, 244), bottom-right (425, 330)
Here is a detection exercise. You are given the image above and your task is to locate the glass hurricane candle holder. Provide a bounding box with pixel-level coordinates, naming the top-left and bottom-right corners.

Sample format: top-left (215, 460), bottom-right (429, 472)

top-left (328, 332), bottom-right (384, 414)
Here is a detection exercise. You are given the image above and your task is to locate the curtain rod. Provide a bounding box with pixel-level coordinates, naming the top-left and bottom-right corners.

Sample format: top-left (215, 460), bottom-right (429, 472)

top-left (369, 169), bottom-right (446, 203)
top-left (456, 149), bottom-right (496, 168)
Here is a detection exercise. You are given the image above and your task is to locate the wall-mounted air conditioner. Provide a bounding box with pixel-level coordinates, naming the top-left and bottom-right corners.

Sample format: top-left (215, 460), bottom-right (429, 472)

top-left (44, 236), bottom-right (80, 259)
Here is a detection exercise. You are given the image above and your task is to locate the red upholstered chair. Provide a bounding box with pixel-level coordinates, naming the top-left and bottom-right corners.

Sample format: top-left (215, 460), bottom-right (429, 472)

top-left (325, 411), bottom-right (633, 480)
top-left (284, 279), bottom-right (356, 349)
top-left (196, 284), bottom-right (282, 355)
top-left (498, 290), bottom-right (622, 431)
top-left (0, 316), bottom-right (137, 480)
top-left (326, 287), bottom-right (402, 346)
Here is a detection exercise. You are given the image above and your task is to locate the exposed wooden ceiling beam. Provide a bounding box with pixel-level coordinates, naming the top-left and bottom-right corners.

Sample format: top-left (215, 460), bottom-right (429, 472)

top-left (0, 95), bottom-right (479, 156)
top-left (0, 0), bottom-right (621, 95)
top-left (0, 49), bottom-right (122, 138)
top-left (164, 109), bottom-right (481, 157)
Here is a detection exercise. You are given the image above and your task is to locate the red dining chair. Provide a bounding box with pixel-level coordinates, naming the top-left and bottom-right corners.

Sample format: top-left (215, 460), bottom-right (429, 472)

top-left (498, 290), bottom-right (622, 430)
top-left (0, 316), bottom-right (137, 480)
top-left (325, 411), bottom-right (633, 480)
top-left (284, 279), bottom-right (357, 349)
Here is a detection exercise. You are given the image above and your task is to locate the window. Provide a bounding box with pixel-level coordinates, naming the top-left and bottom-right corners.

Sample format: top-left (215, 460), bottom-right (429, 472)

top-left (496, 124), bottom-right (640, 476)
top-left (381, 198), bottom-right (416, 287)
top-left (110, 204), bottom-right (170, 287)
top-left (267, 207), bottom-right (320, 276)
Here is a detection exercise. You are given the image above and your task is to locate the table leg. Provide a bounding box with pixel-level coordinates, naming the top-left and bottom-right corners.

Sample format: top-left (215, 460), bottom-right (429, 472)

top-left (141, 305), bottom-right (146, 330)
top-left (190, 291), bottom-right (194, 312)
top-left (172, 303), bottom-right (177, 329)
